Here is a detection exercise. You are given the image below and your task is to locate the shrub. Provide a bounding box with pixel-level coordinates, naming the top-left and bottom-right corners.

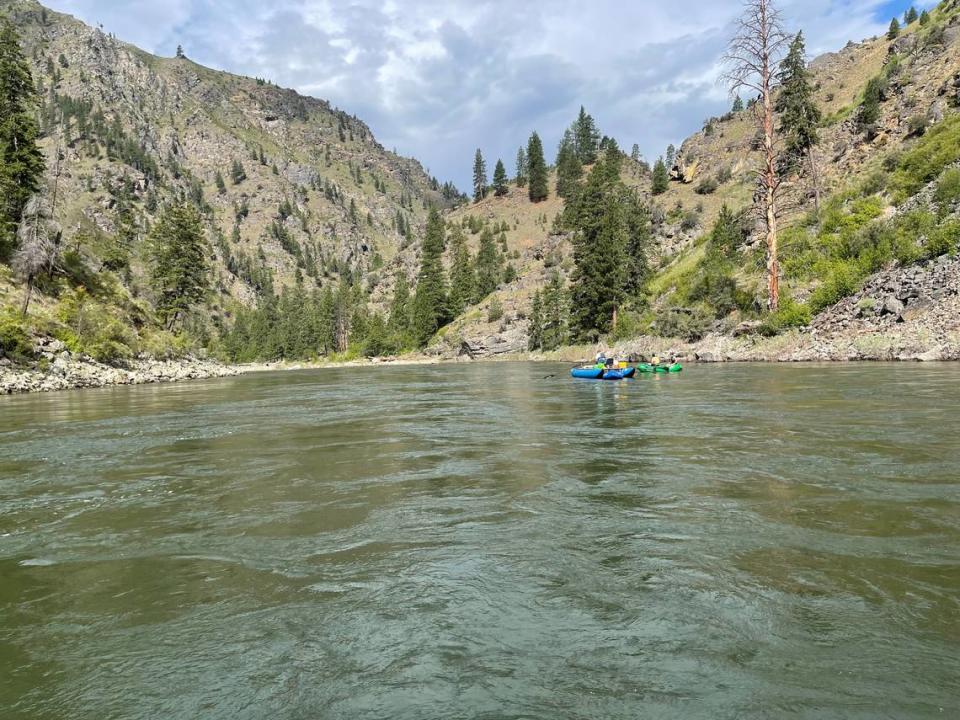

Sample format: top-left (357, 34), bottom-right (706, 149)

top-left (923, 219), bottom-right (960, 258)
top-left (809, 261), bottom-right (865, 313)
top-left (0, 310), bottom-right (33, 359)
top-left (680, 211), bottom-right (700, 232)
top-left (695, 177), bottom-right (718, 195)
top-left (758, 296), bottom-right (812, 335)
top-left (859, 170), bottom-right (888, 196)
top-left (908, 114), bottom-right (929, 137)
top-left (934, 168), bottom-right (960, 212)
top-left (888, 115), bottom-right (960, 202)
top-left (55, 288), bottom-right (138, 364)
top-left (654, 305), bottom-right (711, 341)
top-left (487, 297), bottom-right (503, 322)
top-left (717, 166), bottom-right (733, 183)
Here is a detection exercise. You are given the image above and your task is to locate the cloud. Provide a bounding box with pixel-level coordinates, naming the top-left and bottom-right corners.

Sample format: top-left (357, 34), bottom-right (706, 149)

top-left (45, 0), bottom-right (911, 189)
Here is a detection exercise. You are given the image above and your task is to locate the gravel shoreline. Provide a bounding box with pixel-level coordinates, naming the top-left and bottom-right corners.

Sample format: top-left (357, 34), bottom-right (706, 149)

top-left (3, 330), bottom-right (957, 396)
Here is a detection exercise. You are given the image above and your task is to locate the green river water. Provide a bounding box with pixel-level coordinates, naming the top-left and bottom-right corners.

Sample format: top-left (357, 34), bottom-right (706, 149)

top-left (1, 362), bottom-right (958, 719)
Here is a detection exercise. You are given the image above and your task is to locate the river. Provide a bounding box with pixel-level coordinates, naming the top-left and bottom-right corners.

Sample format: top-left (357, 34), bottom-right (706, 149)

top-left (1, 362), bottom-right (958, 719)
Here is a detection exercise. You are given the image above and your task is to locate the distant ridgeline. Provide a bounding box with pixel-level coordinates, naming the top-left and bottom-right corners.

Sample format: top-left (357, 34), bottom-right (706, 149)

top-left (2, 0), bottom-right (960, 366)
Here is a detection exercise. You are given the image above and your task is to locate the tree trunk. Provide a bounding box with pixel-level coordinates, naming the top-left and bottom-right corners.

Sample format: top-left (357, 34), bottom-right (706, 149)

top-left (20, 277), bottom-right (34, 317)
top-left (808, 146), bottom-right (821, 217)
top-left (761, 15), bottom-right (780, 313)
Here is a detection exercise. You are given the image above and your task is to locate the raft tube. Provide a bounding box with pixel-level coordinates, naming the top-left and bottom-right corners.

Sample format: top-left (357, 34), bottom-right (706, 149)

top-left (637, 363), bottom-right (683, 374)
top-left (570, 367), bottom-right (636, 380)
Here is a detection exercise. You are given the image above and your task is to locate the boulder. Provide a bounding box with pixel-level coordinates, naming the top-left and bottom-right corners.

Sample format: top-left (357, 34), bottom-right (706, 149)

top-left (880, 296), bottom-right (905, 318)
top-left (695, 350), bottom-right (724, 363)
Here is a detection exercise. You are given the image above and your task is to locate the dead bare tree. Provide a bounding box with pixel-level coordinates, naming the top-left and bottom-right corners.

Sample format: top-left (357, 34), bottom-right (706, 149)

top-left (722, 0), bottom-right (791, 312)
top-left (13, 195), bottom-right (62, 316)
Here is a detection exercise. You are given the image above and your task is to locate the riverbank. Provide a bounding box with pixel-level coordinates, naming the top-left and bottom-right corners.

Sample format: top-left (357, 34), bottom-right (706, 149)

top-left (0, 350), bottom-right (445, 395)
top-left (3, 328), bottom-right (958, 396)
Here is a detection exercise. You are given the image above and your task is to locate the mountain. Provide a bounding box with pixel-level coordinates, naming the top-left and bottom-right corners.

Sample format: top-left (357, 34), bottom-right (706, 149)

top-left (0, 0), bottom-right (460, 362)
top-left (429, 0), bottom-right (960, 360)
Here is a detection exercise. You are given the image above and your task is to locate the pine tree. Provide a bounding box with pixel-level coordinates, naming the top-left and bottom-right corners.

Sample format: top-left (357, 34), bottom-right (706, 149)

top-left (732, 95), bottom-right (744, 112)
top-left (776, 31), bottom-right (822, 207)
top-left (541, 271), bottom-right (567, 350)
top-left (904, 7), bottom-right (918, 24)
top-left (573, 106), bottom-right (600, 164)
top-left (567, 145), bottom-right (630, 339)
top-left (176, 44), bottom-right (186, 59)
top-left (665, 144), bottom-right (677, 169)
top-left (858, 76), bottom-right (884, 131)
top-left (230, 158), bottom-right (246, 184)
top-left (709, 205), bottom-right (744, 259)
top-left (0, 19), bottom-right (46, 260)
top-left (555, 130), bottom-right (583, 199)
top-left (149, 204), bottom-right (209, 329)
top-left (492, 159), bottom-right (508, 196)
top-left (388, 270), bottom-right (413, 346)
top-left (527, 131), bottom-right (548, 202)
top-left (624, 194), bottom-right (651, 297)
top-left (887, 17), bottom-right (901, 39)
top-left (474, 227), bottom-right (502, 299)
top-left (527, 290), bottom-right (544, 351)
top-left (215, 171), bottom-right (227, 195)
top-left (472, 148), bottom-right (487, 202)
top-left (515, 147), bottom-right (527, 187)
top-left (919, 10), bottom-right (930, 26)
top-left (448, 225), bottom-right (475, 316)
top-left (651, 157), bottom-right (669, 195)
top-left (412, 208), bottom-right (449, 346)
top-left (630, 144), bottom-right (641, 163)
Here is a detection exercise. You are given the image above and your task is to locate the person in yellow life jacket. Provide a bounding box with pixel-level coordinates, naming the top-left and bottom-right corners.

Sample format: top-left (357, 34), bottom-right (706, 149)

top-left (651, 355), bottom-right (661, 367)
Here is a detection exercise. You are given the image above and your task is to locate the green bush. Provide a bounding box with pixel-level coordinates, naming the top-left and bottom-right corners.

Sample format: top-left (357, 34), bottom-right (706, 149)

top-left (487, 297), bottom-right (504, 322)
top-left (0, 310), bottom-right (33, 359)
top-left (695, 177), bottom-right (718, 195)
top-left (888, 115), bottom-right (960, 202)
top-left (55, 288), bottom-right (138, 364)
top-left (654, 305), bottom-right (712, 341)
top-left (757, 296), bottom-right (812, 336)
top-left (680, 211), bottom-right (700, 232)
top-left (934, 168), bottom-right (960, 213)
top-left (923, 219), bottom-right (960, 258)
top-left (809, 261), bottom-right (866, 314)
top-left (859, 170), bottom-right (888, 196)
top-left (687, 267), bottom-right (752, 318)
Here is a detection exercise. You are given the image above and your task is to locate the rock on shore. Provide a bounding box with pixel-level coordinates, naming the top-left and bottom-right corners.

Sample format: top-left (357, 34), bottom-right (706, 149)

top-left (0, 346), bottom-right (240, 395)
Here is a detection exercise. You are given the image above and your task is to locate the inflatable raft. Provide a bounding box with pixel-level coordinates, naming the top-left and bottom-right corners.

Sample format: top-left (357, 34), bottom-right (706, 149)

top-left (637, 363), bottom-right (683, 374)
top-left (571, 366), bottom-right (636, 380)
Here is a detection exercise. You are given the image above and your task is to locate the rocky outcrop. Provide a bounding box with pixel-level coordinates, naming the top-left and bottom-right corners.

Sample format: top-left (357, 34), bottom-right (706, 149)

top-left (0, 352), bottom-right (240, 394)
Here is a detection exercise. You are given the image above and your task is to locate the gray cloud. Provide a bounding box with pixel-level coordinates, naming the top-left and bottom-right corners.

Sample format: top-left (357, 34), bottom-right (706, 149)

top-left (46, 0), bottom-right (925, 189)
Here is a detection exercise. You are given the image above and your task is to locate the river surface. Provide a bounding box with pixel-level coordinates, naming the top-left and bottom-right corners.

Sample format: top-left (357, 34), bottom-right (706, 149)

top-left (1, 362), bottom-right (958, 719)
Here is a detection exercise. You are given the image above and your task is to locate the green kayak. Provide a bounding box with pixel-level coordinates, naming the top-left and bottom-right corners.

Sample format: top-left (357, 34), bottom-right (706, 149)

top-left (637, 363), bottom-right (683, 374)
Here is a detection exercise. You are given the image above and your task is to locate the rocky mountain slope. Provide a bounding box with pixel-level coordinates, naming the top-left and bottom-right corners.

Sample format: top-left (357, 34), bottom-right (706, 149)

top-left (430, 0), bottom-right (960, 358)
top-left (0, 0), bottom-right (458, 341)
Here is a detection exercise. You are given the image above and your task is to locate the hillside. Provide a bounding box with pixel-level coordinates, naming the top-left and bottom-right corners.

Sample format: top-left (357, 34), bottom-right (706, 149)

top-left (430, 1), bottom-right (960, 360)
top-left (0, 0), bottom-right (459, 364)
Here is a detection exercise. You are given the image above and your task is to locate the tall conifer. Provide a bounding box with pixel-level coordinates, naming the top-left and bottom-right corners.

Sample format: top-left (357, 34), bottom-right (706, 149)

top-left (472, 148), bottom-right (487, 202)
top-left (412, 208), bottom-right (449, 345)
top-left (527, 132), bottom-right (548, 202)
top-left (0, 19), bottom-right (45, 259)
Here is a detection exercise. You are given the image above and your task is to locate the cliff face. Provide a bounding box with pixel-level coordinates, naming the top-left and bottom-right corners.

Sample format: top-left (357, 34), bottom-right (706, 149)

top-left (1, 0), bottom-right (454, 320)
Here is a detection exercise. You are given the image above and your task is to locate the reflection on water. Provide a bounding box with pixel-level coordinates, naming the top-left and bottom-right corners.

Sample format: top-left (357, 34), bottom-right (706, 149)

top-left (1, 362), bottom-right (959, 719)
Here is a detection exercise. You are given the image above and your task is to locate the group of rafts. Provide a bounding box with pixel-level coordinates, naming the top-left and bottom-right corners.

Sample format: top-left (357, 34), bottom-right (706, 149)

top-left (571, 354), bottom-right (682, 380)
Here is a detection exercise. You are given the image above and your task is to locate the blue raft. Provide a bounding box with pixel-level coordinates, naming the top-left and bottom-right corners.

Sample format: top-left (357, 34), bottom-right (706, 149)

top-left (571, 366), bottom-right (636, 380)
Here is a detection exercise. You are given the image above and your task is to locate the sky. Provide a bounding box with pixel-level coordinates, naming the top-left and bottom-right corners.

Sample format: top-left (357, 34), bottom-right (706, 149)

top-left (43, 0), bottom-right (938, 190)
